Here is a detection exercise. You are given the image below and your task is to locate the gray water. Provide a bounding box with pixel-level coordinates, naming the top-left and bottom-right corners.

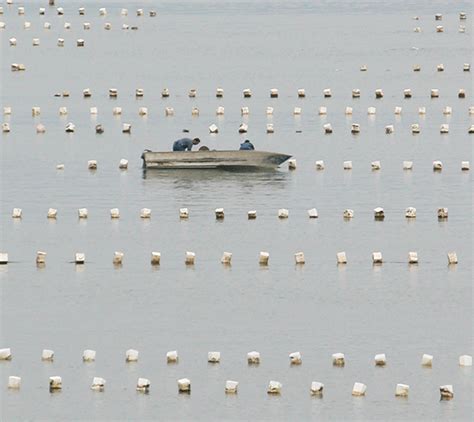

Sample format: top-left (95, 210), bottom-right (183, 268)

top-left (0, 1), bottom-right (472, 420)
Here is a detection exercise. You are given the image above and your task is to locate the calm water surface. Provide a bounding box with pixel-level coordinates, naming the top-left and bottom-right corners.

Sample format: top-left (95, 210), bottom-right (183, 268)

top-left (0, 0), bottom-right (472, 420)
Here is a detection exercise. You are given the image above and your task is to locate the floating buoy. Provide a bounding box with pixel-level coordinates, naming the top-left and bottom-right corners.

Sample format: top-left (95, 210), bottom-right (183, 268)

top-left (323, 123), bottom-right (333, 134)
top-left (138, 107), bottom-right (148, 116)
top-left (87, 160), bottom-right (97, 170)
top-left (24, 21), bottom-right (31, 29)
top-left (436, 25), bottom-right (444, 32)
top-left (395, 384), bottom-right (409, 397)
top-left (440, 124), bottom-right (449, 134)
top-left (77, 39), bottom-right (85, 47)
top-left (411, 123), bottom-right (420, 134)
top-left (83, 349), bottom-right (96, 362)
top-left (459, 355), bottom-right (472, 366)
top-left (372, 252), bottom-right (383, 264)
top-left (113, 107), bottom-right (122, 115)
top-left (332, 353), bottom-right (345, 366)
top-left (216, 106), bottom-right (225, 115)
top-left (394, 106), bottom-right (402, 115)
top-left (238, 123), bottom-right (248, 133)
top-left (78, 208), bottom-right (88, 219)
top-left (122, 123), bottom-right (132, 133)
top-left (266, 123), bottom-right (274, 133)
top-left (437, 207), bottom-right (448, 219)
top-left (178, 378), bottom-right (191, 393)
top-left (337, 252), bottom-right (347, 264)
top-left (109, 88), bottom-right (118, 98)
top-left (18, 6), bottom-right (25, 15)
top-left (47, 208), bottom-right (57, 219)
top-left (44, 22), bottom-right (51, 29)
top-left (113, 251), bottom-right (124, 265)
top-left (288, 159), bottom-right (297, 170)
top-left (36, 251), bottom-right (47, 265)
top-left (431, 89), bottom-right (439, 98)
top-left (414, 26), bottom-right (421, 32)
top-left (374, 354), bottom-right (386, 366)
top-left (247, 210), bottom-right (257, 219)
top-left (3, 107), bottom-right (11, 115)
top-left (179, 208), bottom-right (189, 219)
top-left (418, 107), bottom-right (426, 115)
top-left (75, 253), bottom-right (85, 264)
top-left (12, 208), bottom-right (22, 218)
top-left (191, 107), bottom-right (199, 116)
top-left (367, 107), bottom-right (376, 115)
top-left (443, 106), bottom-right (452, 115)
top-left (308, 208), bottom-right (318, 218)
top-left (57, 38), bottom-right (65, 47)
top-left (221, 252), bottom-right (232, 265)
top-left (375, 89), bottom-right (383, 99)
top-left (435, 13), bottom-right (442, 20)
top-left (310, 382), bottom-right (324, 395)
top-left (208, 351), bottom-right (221, 363)
top-left (185, 251), bottom-right (195, 265)
top-left (151, 252), bottom-right (161, 265)
top-left (463, 63), bottom-right (470, 72)
top-left (460, 12), bottom-right (467, 19)
top-left (294, 252), bottom-right (305, 264)
top-left (104, 23), bottom-right (112, 30)
top-left (140, 208), bottom-right (151, 219)
top-left (259, 252), bottom-right (269, 266)
top-left (247, 351), bottom-right (260, 364)
top-left (352, 382), bottom-right (367, 396)
top-left (167, 350), bottom-right (178, 363)
top-left (405, 207), bottom-right (416, 218)
top-left (413, 64), bottom-right (421, 72)
top-left (8, 376), bottom-right (21, 389)
top-left (90, 107), bottom-right (98, 115)
top-left (298, 88), bottom-right (305, 98)
top-left (243, 88), bottom-right (252, 98)
top-left (371, 161), bottom-right (381, 170)
top-left (267, 380), bottom-right (282, 394)
top-left (385, 125), bottom-right (394, 134)
top-left (241, 106), bottom-right (249, 115)
top-left (9, 37), bottom-right (17, 46)
top-left (421, 353), bottom-right (433, 366)
top-left (119, 159), bottom-right (128, 169)
top-left (469, 126), bottom-right (474, 134)
top-left (293, 107), bottom-right (302, 115)
top-left (323, 88), bottom-right (332, 98)
top-left (121, 8), bottom-right (128, 16)
top-left (461, 161), bottom-right (470, 170)
top-left (345, 106), bottom-right (353, 115)
top-left (0, 348), bottom-right (12, 360)
top-left (59, 107), bottom-right (68, 116)
top-left (91, 377), bottom-right (106, 391)
top-left (78, 7), bottom-right (85, 15)
top-left (289, 352), bottom-right (302, 365)
top-left (458, 89), bottom-right (466, 98)
top-left (360, 65), bottom-right (368, 71)
top-left (404, 89), bottom-right (412, 98)
top-left (270, 88), bottom-right (279, 98)
top-left (439, 385), bottom-right (453, 400)
top-left (126, 349), bottom-right (139, 362)
top-left (136, 378), bottom-right (150, 392)
top-left (437, 63), bottom-right (444, 72)
top-left (352, 89), bottom-right (361, 98)
top-left (83, 22), bottom-right (91, 30)
top-left (432, 161), bottom-right (443, 171)
top-left (0, 253), bottom-right (8, 265)
top-left (447, 252), bottom-right (458, 264)
top-left (136, 8), bottom-right (144, 16)
top-left (315, 160), bottom-right (325, 170)
top-left (351, 123), bottom-right (360, 134)
top-left (216, 88), bottom-right (224, 98)
top-left (343, 161), bottom-right (353, 170)
top-left (215, 208), bottom-right (225, 219)
top-left (278, 208), bottom-right (289, 218)
top-left (95, 124), bottom-right (104, 134)
top-left (188, 89), bottom-right (197, 98)
top-left (49, 376), bottom-right (62, 390)
top-left (343, 209), bottom-right (354, 219)
top-left (403, 161), bottom-right (413, 170)
top-left (225, 380), bottom-right (239, 393)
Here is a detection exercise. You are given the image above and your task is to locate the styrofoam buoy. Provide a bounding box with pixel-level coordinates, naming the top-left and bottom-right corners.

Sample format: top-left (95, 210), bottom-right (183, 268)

top-left (294, 252), bottom-right (305, 264)
top-left (337, 252), bottom-right (347, 264)
top-left (36, 251), bottom-right (47, 265)
top-left (395, 384), bottom-right (409, 397)
top-left (109, 88), bottom-right (118, 98)
top-left (418, 107), bottom-right (426, 115)
top-left (126, 349), bottom-right (139, 362)
top-left (36, 123), bottom-right (46, 134)
top-left (83, 22), bottom-right (91, 30)
top-left (8, 376), bottom-right (21, 389)
top-left (371, 161), bottom-right (381, 170)
top-left (437, 63), bottom-right (444, 72)
top-left (438, 207), bottom-right (448, 219)
top-left (463, 63), bottom-right (470, 72)
top-left (343, 209), bottom-right (354, 219)
top-left (104, 23), bottom-right (112, 30)
top-left (109, 208), bottom-right (120, 219)
top-left (3, 107), bottom-right (11, 115)
top-left (460, 12), bottom-right (467, 19)
top-left (47, 208), bottom-right (57, 219)
top-left (150, 11), bottom-right (157, 17)
top-left (167, 350), bottom-right (178, 363)
top-left (288, 159), bottom-right (297, 170)
top-left (443, 106), bottom-right (452, 115)
top-left (136, 8), bottom-right (144, 16)
top-left (208, 351), bottom-right (221, 363)
top-left (323, 123), bottom-right (333, 134)
top-left (247, 210), bottom-right (257, 219)
top-left (298, 88), bottom-right (306, 98)
top-left (140, 208), bottom-right (151, 219)
top-left (216, 88), bottom-right (224, 98)
top-left (403, 161), bottom-right (413, 170)
top-left (12, 208), bottom-right (22, 218)
top-left (459, 355), bottom-right (472, 366)
top-left (308, 208), bottom-right (318, 218)
top-left (351, 123), bottom-right (360, 134)
top-left (180, 208), bottom-right (189, 219)
top-left (77, 39), bottom-right (85, 47)
top-left (315, 160), bottom-right (325, 170)
top-left (191, 107), bottom-right (200, 116)
top-left (278, 208), bottom-right (289, 218)
top-left (241, 106), bottom-right (249, 115)
top-left (188, 89), bottom-right (197, 98)
top-left (135, 88), bottom-right (144, 98)
top-left (345, 106), bottom-right (353, 115)
top-left (178, 378), bottom-right (191, 393)
top-left (87, 160), bottom-right (97, 170)
top-left (215, 208), bottom-right (225, 219)
top-left (266, 123), bottom-right (274, 133)
top-left (24, 21), bottom-right (31, 29)
top-left (259, 252), bottom-right (269, 266)
top-left (247, 351), bottom-right (260, 364)
top-left (0, 348), bottom-right (12, 360)
top-left (119, 159), bottom-right (128, 169)
top-left (0, 253), bottom-right (8, 265)
top-left (433, 161), bottom-right (443, 171)
top-left (75, 253), bottom-right (85, 264)
top-left (270, 88), bottom-right (279, 98)
top-left (385, 125), bottom-right (394, 134)
top-left (138, 107), bottom-right (148, 116)
top-left (469, 126), bottom-right (474, 134)
top-left (372, 252), bottom-right (383, 264)
top-left (91, 377), bottom-right (105, 391)
top-left (375, 89), bottom-right (383, 99)
top-left (352, 382), bottom-right (367, 396)
top-left (447, 252), bottom-right (458, 264)
top-left (65, 122), bottom-right (75, 133)
top-left (394, 106), bottom-right (402, 115)
top-left (209, 124), bottom-right (219, 133)
top-left (49, 376), bottom-right (62, 390)
top-left (9, 37), bottom-right (17, 46)
top-left (120, 123), bottom-right (131, 133)
top-left (374, 354), bottom-right (386, 366)
top-left (458, 89), bottom-right (466, 98)
top-left (163, 107), bottom-right (174, 116)
top-left (431, 89), bottom-right (439, 98)
top-left (243, 88), bottom-right (252, 98)
top-left (59, 107), bottom-right (68, 116)
top-left (440, 385), bottom-right (453, 400)
top-left (113, 107), bottom-right (122, 115)
top-left (413, 64), bottom-right (421, 71)
top-left (310, 382), bottom-right (324, 395)
top-left (121, 8), bottom-right (128, 16)
top-left (18, 6), bottom-right (25, 14)
top-left (436, 25), bottom-right (444, 32)
top-left (225, 380), bottom-right (239, 394)
top-left (113, 251), bottom-right (124, 265)
top-left (151, 252), bottom-right (161, 265)
top-left (221, 252), bottom-right (232, 265)
top-left (352, 89), bottom-right (361, 98)
top-left (323, 88), bottom-right (332, 98)
top-left (343, 161), bottom-right (352, 170)
top-left (404, 89), bottom-right (412, 98)
top-left (440, 124), bottom-right (449, 134)
top-left (96, 124), bottom-right (104, 134)
top-left (289, 352), bottom-right (302, 365)
top-left (332, 353), bottom-right (345, 366)
top-left (82, 349), bottom-right (96, 362)
top-left (405, 207), bottom-right (416, 218)
top-left (185, 251), bottom-right (195, 265)
top-left (267, 380), bottom-right (282, 394)
top-left (2, 123), bottom-right (11, 132)
top-left (78, 7), bottom-right (85, 15)
top-left (461, 161), bottom-right (470, 170)
top-left (421, 354), bottom-right (433, 366)
top-left (57, 38), bottom-right (64, 47)
top-left (78, 208), bottom-right (88, 219)
top-left (136, 378), bottom-right (150, 392)
top-left (411, 123), bottom-right (420, 134)
top-left (90, 107), bottom-right (98, 115)
top-left (215, 106), bottom-right (225, 116)
top-left (367, 107), bottom-right (376, 115)
top-left (293, 107), bottom-right (302, 115)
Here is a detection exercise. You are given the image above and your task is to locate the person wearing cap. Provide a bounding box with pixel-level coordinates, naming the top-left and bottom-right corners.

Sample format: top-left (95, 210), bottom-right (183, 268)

top-left (172, 137), bottom-right (200, 151)
top-left (239, 139), bottom-right (255, 150)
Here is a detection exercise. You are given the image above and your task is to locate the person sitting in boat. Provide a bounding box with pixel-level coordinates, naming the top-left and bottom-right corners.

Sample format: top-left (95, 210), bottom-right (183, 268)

top-left (239, 139), bottom-right (255, 150)
top-left (173, 137), bottom-right (200, 151)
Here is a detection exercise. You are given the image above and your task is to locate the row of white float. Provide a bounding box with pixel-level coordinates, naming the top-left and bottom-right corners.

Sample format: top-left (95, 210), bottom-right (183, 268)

top-left (0, 250), bottom-right (460, 266)
top-left (1, 6), bottom-right (156, 18)
top-left (4, 121), bottom-right (474, 136)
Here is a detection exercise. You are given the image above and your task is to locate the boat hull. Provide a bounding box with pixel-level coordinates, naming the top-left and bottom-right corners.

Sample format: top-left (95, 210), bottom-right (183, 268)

top-left (142, 150), bottom-right (291, 169)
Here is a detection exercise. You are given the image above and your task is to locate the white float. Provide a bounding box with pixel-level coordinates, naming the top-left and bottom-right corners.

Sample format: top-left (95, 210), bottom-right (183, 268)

top-left (110, 208), bottom-right (120, 219)
top-left (151, 252), bottom-right (161, 265)
top-left (436, 25), bottom-right (444, 32)
top-left (247, 351), bottom-right (260, 364)
top-left (375, 89), bottom-right (383, 98)
top-left (395, 384), bottom-right (409, 397)
top-left (138, 107), bottom-right (148, 116)
top-left (180, 208), bottom-right (189, 219)
top-left (36, 251), bottom-right (47, 264)
top-left (75, 253), bottom-right (85, 264)
top-left (411, 123), bottom-right (420, 134)
top-left (289, 352), bottom-right (302, 365)
top-left (12, 208), bottom-right (22, 218)
top-left (3, 107), bottom-right (11, 115)
top-left (47, 208), bottom-right (57, 219)
top-left (9, 38), bottom-right (17, 46)
top-left (319, 106), bottom-right (327, 115)
top-left (404, 89), bottom-right (412, 98)
top-left (36, 124), bottom-right (46, 133)
top-left (90, 107), bottom-right (98, 115)
top-left (458, 89), bottom-right (466, 98)
top-left (8, 376), bottom-right (21, 389)
top-left (394, 106), bottom-right (402, 115)
top-left (49, 376), bottom-right (62, 390)
top-left (216, 106), bottom-right (225, 116)
top-left (439, 385), bottom-right (453, 399)
top-left (248, 210), bottom-right (257, 219)
top-left (238, 123), bottom-right (248, 133)
top-left (343, 161), bottom-right (352, 169)
top-left (91, 377), bottom-right (106, 391)
top-left (374, 354), bottom-right (386, 366)
top-left (0, 348), bottom-right (12, 360)
top-left (78, 208), bottom-right (88, 219)
top-left (298, 88), bottom-right (306, 98)
top-left (315, 160), bottom-right (325, 170)
top-left (243, 88), bottom-right (252, 98)
top-left (461, 161), bottom-right (470, 170)
top-left (221, 252), bottom-right (232, 265)
top-left (385, 125), bottom-right (394, 134)
top-left (191, 107), bottom-right (199, 116)
top-left (447, 252), bottom-right (458, 264)
top-left (122, 123), bottom-right (132, 133)
top-left (440, 124), bottom-right (449, 134)
top-left (57, 38), bottom-right (64, 47)
top-left (403, 161), bottom-right (413, 170)
top-left (372, 252), bottom-right (383, 264)
top-left (208, 351), bottom-right (221, 363)
top-left (225, 380), bottom-right (239, 393)
top-left (136, 378), bottom-right (150, 392)
top-left (293, 107), bottom-right (302, 115)
top-left (431, 89), bottom-right (439, 98)
top-left (308, 208), bottom-right (318, 218)
top-left (345, 106), bottom-right (353, 115)
top-left (352, 89), bottom-right (360, 98)
top-left (83, 23), bottom-right (90, 30)
top-left (113, 107), bottom-right (122, 116)
top-left (459, 355), bottom-right (472, 366)
top-left (87, 160), bottom-right (97, 170)
top-left (241, 106), bottom-right (249, 115)
top-left (421, 354), bottom-right (433, 366)
top-left (259, 252), bottom-right (269, 266)
top-left (83, 349), bottom-right (96, 361)
top-left (323, 88), bottom-right (332, 98)
top-left (352, 382), bottom-right (367, 396)
top-left (405, 207), bottom-right (416, 218)
top-left (109, 88), bottom-right (118, 97)
top-left (178, 378), bottom-right (191, 392)
top-left (332, 353), bottom-right (345, 366)
top-left (432, 161), bottom-right (443, 171)
top-left (216, 88), bottom-right (224, 98)
top-left (167, 350), bottom-right (178, 363)
top-left (323, 123), bottom-right (333, 134)
top-left (438, 208), bottom-right (448, 219)
top-left (126, 349), bottom-right (139, 362)
top-left (267, 381), bottom-right (282, 394)
top-left (443, 106), bottom-right (452, 115)
top-left (367, 107), bottom-right (376, 115)
top-left (113, 251), bottom-right (124, 265)
top-left (437, 64), bottom-right (444, 72)
top-left (185, 251), bottom-right (195, 265)
top-left (140, 208), bottom-right (151, 219)
top-left (270, 88), bottom-right (278, 98)
top-left (337, 252), bottom-right (347, 264)
top-left (278, 209), bottom-right (289, 218)
top-left (77, 39), bottom-right (85, 47)
top-left (371, 161), bottom-right (381, 170)
top-left (119, 159), bottom-right (128, 169)
top-left (288, 159), bottom-right (297, 169)
top-left (294, 252), bottom-right (305, 264)
top-left (2, 123), bottom-right (10, 132)
top-left (351, 123), bottom-right (360, 134)
top-left (343, 209), bottom-right (354, 219)
top-left (310, 382), bottom-right (324, 395)
top-left (266, 123), bottom-right (274, 133)
top-left (215, 208), bottom-right (225, 219)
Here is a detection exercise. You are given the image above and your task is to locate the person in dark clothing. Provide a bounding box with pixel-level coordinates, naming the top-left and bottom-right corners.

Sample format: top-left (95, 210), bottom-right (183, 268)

top-left (239, 139), bottom-right (255, 150)
top-left (173, 137), bottom-right (200, 151)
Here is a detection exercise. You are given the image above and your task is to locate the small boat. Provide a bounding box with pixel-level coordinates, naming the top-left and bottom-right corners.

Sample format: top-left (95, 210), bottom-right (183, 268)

top-left (141, 150), bottom-right (292, 170)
